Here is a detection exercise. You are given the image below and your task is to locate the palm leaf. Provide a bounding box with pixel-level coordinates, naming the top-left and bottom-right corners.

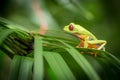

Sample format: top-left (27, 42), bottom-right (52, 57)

top-left (44, 51), bottom-right (76, 80)
top-left (0, 17), bottom-right (120, 80)
top-left (8, 55), bottom-right (22, 80)
top-left (33, 36), bottom-right (44, 80)
top-left (18, 56), bottom-right (33, 80)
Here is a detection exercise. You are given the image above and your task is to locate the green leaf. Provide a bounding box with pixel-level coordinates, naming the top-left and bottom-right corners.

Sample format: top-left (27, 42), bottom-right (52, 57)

top-left (44, 52), bottom-right (76, 80)
top-left (0, 29), bottom-right (13, 45)
top-left (8, 55), bottom-right (22, 80)
top-left (0, 44), bottom-right (14, 58)
top-left (58, 40), bottom-right (101, 80)
top-left (104, 52), bottom-right (120, 70)
top-left (18, 57), bottom-right (33, 80)
top-left (106, 52), bottom-right (120, 64)
top-left (33, 36), bottom-right (44, 80)
top-left (0, 17), bottom-right (29, 32)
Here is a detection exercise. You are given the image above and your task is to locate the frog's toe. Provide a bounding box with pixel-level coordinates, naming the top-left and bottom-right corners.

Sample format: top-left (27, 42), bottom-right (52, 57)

top-left (88, 52), bottom-right (97, 57)
top-left (76, 46), bottom-right (80, 48)
top-left (76, 45), bottom-right (83, 48)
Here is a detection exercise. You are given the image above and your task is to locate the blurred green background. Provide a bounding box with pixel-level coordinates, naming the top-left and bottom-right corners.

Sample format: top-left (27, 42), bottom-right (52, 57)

top-left (0, 0), bottom-right (120, 79)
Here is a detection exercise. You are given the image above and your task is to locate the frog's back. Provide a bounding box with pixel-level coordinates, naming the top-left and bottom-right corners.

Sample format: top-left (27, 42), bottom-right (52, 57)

top-left (77, 24), bottom-right (97, 40)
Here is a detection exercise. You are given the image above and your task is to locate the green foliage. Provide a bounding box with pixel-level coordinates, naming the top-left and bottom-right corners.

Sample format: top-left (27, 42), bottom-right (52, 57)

top-left (8, 55), bottom-right (22, 80)
top-left (44, 52), bottom-right (76, 80)
top-left (8, 55), bottom-right (33, 80)
top-left (0, 0), bottom-right (120, 55)
top-left (18, 56), bottom-right (33, 80)
top-left (33, 37), bottom-right (44, 80)
top-left (0, 28), bottom-right (13, 45)
top-left (0, 18), bottom-right (120, 80)
top-left (60, 40), bottom-right (100, 80)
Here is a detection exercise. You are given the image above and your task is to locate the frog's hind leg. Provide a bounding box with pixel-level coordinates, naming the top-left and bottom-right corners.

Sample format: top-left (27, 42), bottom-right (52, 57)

top-left (87, 40), bottom-right (107, 57)
top-left (98, 42), bottom-right (106, 50)
top-left (76, 40), bottom-right (85, 48)
top-left (101, 47), bottom-right (105, 51)
top-left (88, 40), bottom-right (107, 50)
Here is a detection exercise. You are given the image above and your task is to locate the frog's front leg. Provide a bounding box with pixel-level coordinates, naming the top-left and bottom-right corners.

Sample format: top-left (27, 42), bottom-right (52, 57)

top-left (88, 40), bottom-right (107, 50)
top-left (76, 35), bottom-right (87, 48)
top-left (76, 40), bottom-right (84, 48)
top-left (83, 37), bottom-right (90, 48)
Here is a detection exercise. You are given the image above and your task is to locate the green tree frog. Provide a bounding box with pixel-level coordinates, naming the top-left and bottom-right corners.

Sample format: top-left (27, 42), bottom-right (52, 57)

top-left (64, 23), bottom-right (107, 52)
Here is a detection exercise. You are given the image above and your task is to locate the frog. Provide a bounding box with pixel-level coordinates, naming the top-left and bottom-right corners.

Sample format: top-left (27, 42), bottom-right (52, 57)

top-left (64, 23), bottom-right (107, 56)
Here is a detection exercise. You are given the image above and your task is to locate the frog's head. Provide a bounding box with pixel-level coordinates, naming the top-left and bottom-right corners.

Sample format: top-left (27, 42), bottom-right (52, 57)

top-left (64, 23), bottom-right (81, 34)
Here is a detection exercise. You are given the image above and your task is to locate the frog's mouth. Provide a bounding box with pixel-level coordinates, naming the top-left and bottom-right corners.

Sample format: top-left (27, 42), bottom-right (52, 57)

top-left (74, 33), bottom-right (82, 36)
top-left (74, 33), bottom-right (80, 36)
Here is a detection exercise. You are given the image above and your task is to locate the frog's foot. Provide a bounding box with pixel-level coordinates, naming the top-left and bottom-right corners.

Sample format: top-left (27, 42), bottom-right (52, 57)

top-left (76, 46), bottom-right (78, 48)
top-left (76, 45), bottom-right (83, 48)
top-left (76, 46), bottom-right (80, 48)
top-left (89, 52), bottom-right (97, 57)
top-left (80, 51), bottom-right (85, 54)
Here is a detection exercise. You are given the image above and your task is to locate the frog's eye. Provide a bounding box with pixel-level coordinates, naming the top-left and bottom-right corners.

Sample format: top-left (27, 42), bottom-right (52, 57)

top-left (69, 24), bottom-right (74, 30)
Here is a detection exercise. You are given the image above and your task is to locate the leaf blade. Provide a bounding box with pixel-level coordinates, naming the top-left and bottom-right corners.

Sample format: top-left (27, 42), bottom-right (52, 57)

top-left (8, 55), bottom-right (22, 80)
top-left (58, 40), bottom-right (101, 80)
top-left (44, 52), bottom-right (76, 80)
top-left (18, 57), bottom-right (33, 80)
top-left (0, 29), bottom-right (13, 45)
top-left (33, 36), bottom-right (44, 80)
